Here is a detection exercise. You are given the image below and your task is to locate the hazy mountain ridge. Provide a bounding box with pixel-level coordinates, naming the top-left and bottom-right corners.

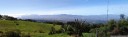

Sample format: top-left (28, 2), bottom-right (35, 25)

top-left (19, 14), bottom-right (121, 23)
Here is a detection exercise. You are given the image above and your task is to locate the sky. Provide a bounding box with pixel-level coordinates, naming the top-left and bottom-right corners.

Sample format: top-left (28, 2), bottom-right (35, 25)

top-left (0, 0), bottom-right (128, 17)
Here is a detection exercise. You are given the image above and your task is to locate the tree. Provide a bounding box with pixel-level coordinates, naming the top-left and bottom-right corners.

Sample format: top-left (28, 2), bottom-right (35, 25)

top-left (118, 14), bottom-right (128, 27)
top-left (66, 19), bottom-right (91, 37)
top-left (0, 15), bottom-right (2, 19)
top-left (120, 14), bottom-right (125, 19)
top-left (107, 19), bottom-right (117, 31)
top-left (108, 19), bottom-right (116, 25)
top-left (109, 14), bottom-right (128, 35)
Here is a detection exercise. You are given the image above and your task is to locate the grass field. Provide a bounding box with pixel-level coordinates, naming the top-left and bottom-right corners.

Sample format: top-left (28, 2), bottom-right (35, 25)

top-left (0, 20), bottom-right (69, 37)
top-left (0, 20), bottom-right (96, 37)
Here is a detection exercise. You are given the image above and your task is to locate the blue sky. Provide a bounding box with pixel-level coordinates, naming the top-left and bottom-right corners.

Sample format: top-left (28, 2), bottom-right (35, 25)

top-left (0, 0), bottom-right (128, 17)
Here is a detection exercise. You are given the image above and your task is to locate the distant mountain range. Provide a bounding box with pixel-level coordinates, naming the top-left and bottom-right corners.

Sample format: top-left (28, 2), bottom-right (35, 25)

top-left (19, 14), bottom-right (121, 23)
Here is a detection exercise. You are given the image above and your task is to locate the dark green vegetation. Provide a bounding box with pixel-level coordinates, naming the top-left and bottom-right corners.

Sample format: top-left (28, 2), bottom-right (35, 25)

top-left (0, 14), bottom-right (128, 37)
top-left (89, 14), bottom-right (128, 37)
top-left (0, 15), bottom-right (69, 37)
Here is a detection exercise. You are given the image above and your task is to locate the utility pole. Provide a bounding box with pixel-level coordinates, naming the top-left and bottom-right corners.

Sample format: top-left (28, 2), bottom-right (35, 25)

top-left (107, 0), bottom-right (109, 22)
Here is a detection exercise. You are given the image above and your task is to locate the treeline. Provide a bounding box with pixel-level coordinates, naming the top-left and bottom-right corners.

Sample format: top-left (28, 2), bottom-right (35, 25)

top-left (48, 14), bottom-right (128, 37)
top-left (0, 15), bottom-right (17, 20)
top-left (48, 19), bottom-right (103, 37)
top-left (93, 14), bottom-right (128, 37)
top-left (0, 15), bottom-right (37, 22)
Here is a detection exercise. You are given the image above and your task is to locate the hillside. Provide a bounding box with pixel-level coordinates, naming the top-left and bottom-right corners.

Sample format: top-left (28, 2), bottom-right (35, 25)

top-left (0, 20), bottom-right (68, 37)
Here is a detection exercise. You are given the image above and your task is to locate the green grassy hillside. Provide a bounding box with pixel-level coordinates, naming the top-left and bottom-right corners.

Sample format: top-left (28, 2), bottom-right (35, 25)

top-left (0, 20), bottom-right (69, 37)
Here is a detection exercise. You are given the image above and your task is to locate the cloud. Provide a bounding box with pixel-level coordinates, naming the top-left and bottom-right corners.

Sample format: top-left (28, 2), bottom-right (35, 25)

top-left (1, 14), bottom-right (25, 17)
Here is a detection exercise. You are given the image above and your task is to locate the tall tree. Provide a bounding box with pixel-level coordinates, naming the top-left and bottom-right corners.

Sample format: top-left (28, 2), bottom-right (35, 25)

top-left (118, 14), bottom-right (128, 26)
top-left (120, 14), bottom-right (125, 19)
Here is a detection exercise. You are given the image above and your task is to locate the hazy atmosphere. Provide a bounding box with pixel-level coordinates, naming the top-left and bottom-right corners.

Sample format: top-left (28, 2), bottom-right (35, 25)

top-left (0, 0), bottom-right (128, 37)
top-left (0, 0), bottom-right (128, 17)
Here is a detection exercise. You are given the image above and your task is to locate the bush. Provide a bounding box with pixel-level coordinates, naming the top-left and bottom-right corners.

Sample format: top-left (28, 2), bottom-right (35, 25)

top-left (110, 27), bottom-right (120, 35)
top-left (5, 30), bottom-right (21, 37)
top-left (55, 29), bottom-right (63, 34)
top-left (48, 27), bottom-right (56, 35)
top-left (38, 30), bottom-right (45, 33)
top-left (21, 33), bottom-right (31, 37)
top-left (120, 26), bottom-right (128, 35)
top-left (0, 31), bottom-right (3, 37)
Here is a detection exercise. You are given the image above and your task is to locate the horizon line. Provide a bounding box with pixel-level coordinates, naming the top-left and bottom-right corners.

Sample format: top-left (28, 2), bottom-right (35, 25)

top-left (1, 14), bottom-right (123, 17)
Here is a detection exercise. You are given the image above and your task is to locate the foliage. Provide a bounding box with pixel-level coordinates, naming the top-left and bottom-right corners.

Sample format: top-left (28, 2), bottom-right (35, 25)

top-left (0, 15), bottom-right (2, 19)
top-left (5, 29), bottom-right (21, 37)
top-left (64, 19), bottom-right (91, 37)
top-left (120, 14), bottom-right (125, 19)
top-left (48, 27), bottom-right (56, 35)
top-left (2, 15), bottom-right (17, 20)
top-left (92, 14), bottom-right (128, 37)
top-left (23, 19), bottom-right (36, 22)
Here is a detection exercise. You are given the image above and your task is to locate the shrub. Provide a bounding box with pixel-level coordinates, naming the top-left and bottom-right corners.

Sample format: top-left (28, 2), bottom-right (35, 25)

top-left (21, 33), bottom-right (31, 37)
top-left (5, 30), bottom-right (21, 37)
top-left (0, 31), bottom-right (3, 37)
top-left (110, 27), bottom-right (120, 35)
top-left (38, 30), bottom-right (45, 33)
top-left (48, 27), bottom-right (56, 35)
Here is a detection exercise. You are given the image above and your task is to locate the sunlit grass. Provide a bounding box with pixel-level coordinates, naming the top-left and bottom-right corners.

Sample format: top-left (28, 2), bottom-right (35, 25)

top-left (0, 20), bottom-right (69, 37)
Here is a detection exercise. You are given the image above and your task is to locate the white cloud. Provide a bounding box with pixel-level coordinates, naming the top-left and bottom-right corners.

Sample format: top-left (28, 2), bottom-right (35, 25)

top-left (1, 14), bottom-right (25, 17)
